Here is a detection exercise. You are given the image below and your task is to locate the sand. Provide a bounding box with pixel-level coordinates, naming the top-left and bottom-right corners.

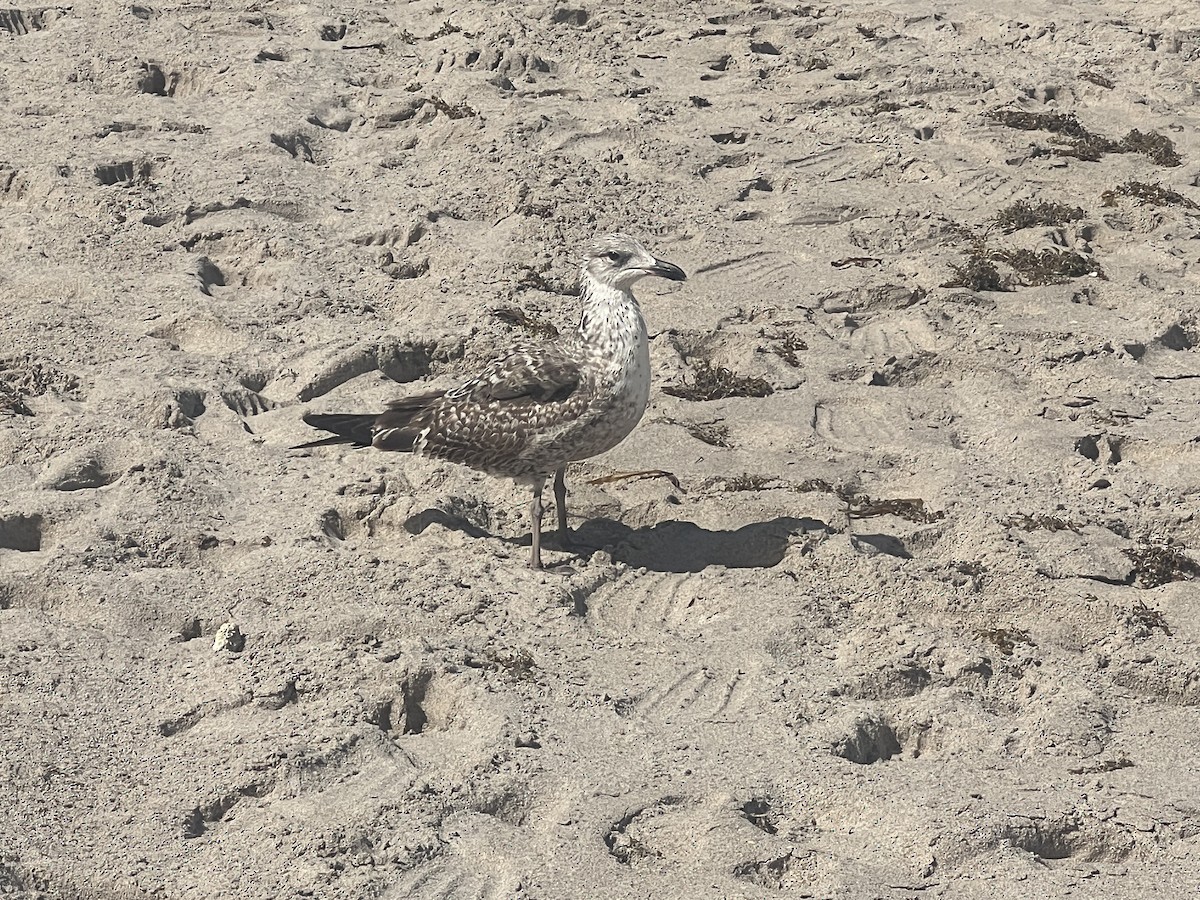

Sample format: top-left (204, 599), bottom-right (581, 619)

top-left (2, 0), bottom-right (1199, 897)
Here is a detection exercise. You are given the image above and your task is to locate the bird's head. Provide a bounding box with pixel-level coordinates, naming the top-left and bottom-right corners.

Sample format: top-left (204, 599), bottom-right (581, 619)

top-left (581, 233), bottom-right (687, 291)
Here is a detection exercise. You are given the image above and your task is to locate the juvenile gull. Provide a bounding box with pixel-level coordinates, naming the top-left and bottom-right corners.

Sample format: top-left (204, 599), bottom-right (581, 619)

top-left (297, 233), bottom-right (687, 569)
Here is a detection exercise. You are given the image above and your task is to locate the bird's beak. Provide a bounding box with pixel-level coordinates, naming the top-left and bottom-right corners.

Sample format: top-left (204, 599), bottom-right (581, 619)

top-left (644, 257), bottom-right (687, 282)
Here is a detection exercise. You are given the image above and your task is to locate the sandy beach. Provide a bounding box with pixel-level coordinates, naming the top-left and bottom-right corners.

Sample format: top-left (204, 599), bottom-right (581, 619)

top-left (2, 0), bottom-right (1199, 896)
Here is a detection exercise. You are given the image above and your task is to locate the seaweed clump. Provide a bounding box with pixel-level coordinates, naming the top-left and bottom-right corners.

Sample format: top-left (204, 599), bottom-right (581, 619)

top-left (1079, 71), bottom-right (1114, 89)
top-left (1125, 543), bottom-right (1200, 589)
top-left (1101, 181), bottom-right (1200, 210)
top-left (945, 232), bottom-right (1102, 289)
top-left (987, 110), bottom-right (1181, 167)
top-left (944, 254), bottom-right (1008, 291)
top-left (722, 474), bottom-right (776, 492)
top-left (995, 200), bottom-right (1085, 233)
top-left (686, 421), bottom-right (731, 447)
top-left (664, 360), bottom-right (774, 401)
top-left (992, 248), bottom-right (1104, 286)
top-left (424, 95), bottom-right (476, 119)
top-left (975, 627), bottom-right (1033, 656)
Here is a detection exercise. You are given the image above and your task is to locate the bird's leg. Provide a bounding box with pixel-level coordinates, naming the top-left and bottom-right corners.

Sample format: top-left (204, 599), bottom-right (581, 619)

top-left (529, 475), bottom-right (547, 570)
top-left (553, 465), bottom-right (570, 544)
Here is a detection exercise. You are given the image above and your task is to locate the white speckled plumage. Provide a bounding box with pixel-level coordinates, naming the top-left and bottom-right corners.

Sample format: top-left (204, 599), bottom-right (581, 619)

top-left (299, 233), bottom-right (687, 569)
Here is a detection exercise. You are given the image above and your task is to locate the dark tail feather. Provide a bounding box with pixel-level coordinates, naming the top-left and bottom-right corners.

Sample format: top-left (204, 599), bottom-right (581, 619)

top-left (294, 412), bottom-right (379, 449)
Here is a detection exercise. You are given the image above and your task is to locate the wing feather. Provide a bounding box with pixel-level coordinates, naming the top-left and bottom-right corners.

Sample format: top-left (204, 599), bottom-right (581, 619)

top-left (446, 346), bottom-right (583, 405)
top-left (318, 345), bottom-right (588, 470)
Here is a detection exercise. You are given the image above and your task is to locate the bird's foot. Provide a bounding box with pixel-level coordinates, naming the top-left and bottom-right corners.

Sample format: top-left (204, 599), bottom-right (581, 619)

top-left (527, 555), bottom-right (580, 576)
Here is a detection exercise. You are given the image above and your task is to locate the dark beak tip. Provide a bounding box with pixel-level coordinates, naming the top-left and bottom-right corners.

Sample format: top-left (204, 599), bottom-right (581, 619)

top-left (652, 260), bottom-right (688, 282)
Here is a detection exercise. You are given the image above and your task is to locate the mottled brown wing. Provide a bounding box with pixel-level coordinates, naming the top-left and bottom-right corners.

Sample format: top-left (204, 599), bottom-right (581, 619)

top-left (397, 346), bottom-right (587, 472)
top-left (445, 346), bottom-right (582, 405)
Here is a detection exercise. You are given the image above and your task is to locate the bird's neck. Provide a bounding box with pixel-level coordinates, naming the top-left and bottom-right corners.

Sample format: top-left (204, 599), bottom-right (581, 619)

top-left (575, 275), bottom-right (645, 350)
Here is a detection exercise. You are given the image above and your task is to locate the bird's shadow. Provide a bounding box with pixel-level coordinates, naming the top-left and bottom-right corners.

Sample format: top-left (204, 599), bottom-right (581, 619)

top-left (403, 509), bottom-right (830, 572)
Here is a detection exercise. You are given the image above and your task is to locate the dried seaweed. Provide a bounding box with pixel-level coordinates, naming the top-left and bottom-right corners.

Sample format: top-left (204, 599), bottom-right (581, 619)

top-left (664, 360), bottom-right (773, 401)
top-left (792, 478), bottom-right (837, 494)
top-left (685, 421), bottom-right (731, 448)
top-left (587, 470), bottom-right (683, 491)
top-left (1006, 514), bottom-right (1081, 533)
top-left (831, 256), bottom-right (883, 269)
top-left (762, 330), bottom-right (808, 367)
top-left (789, 479), bottom-right (943, 523)
top-left (944, 255), bottom-right (1008, 291)
top-left (846, 496), bottom-right (944, 524)
top-left (0, 354), bottom-right (82, 404)
top-left (424, 95), bottom-right (476, 119)
top-left (1118, 130), bottom-right (1182, 167)
top-left (1125, 600), bottom-right (1173, 636)
top-left (975, 627), bottom-right (1033, 656)
top-left (988, 109), bottom-right (1093, 138)
top-left (465, 647), bottom-right (537, 681)
top-left (993, 248), bottom-right (1103, 285)
top-left (1101, 181), bottom-right (1199, 210)
top-left (987, 109), bottom-right (1181, 167)
top-left (722, 474), bottom-right (776, 492)
top-left (1125, 543), bottom-right (1200, 588)
top-left (1068, 756), bottom-right (1133, 775)
top-left (1079, 71), bottom-right (1114, 89)
top-left (0, 383), bottom-right (32, 416)
top-left (425, 19), bottom-right (462, 40)
top-left (995, 200), bottom-right (1085, 233)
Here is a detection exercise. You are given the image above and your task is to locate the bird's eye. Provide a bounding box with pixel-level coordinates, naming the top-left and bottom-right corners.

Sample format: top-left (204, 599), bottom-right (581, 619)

top-left (605, 250), bottom-right (624, 263)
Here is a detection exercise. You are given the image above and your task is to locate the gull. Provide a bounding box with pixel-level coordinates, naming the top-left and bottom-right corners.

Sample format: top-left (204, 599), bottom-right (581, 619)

top-left (296, 233), bottom-right (687, 569)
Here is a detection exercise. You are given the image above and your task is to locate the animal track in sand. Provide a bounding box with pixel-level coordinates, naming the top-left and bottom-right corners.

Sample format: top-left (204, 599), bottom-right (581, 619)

top-left (191, 256), bottom-right (226, 295)
top-left (269, 131), bottom-right (315, 163)
top-left (846, 312), bottom-right (940, 360)
top-left (862, 350), bottom-right (947, 388)
top-left (811, 396), bottom-right (916, 450)
top-left (605, 797), bottom-right (687, 865)
top-left (587, 570), bottom-right (730, 636)
top-left (293, 337), bottom-right (456, 401)
top-left (142, 64), bottom-right (209, 97)
top-left (352, 219), bottom-right (426, 249)
top-left (136, 62), bottom-right (174, 96)
top-left (144, 388), bottom-right (207, 429)
top-left (158, 691), bottom-right (255, 738)
top-left (692, 249), bottom-right (803, 292)
top-left (993, 813), bottom-right (1136, 863)
top-left (368, 667), bottom-right (476, 738)
top-left (150, 315), bottom-right (245, 354)
top-left (181, 780), bottom-right (274, 838)
top-left (430, 44), bottom-right (554, 78)
top-left (733, 852), bottom-right (804, 890)
top-left (382, 860), bottom-right (519, 900)
top-left (0, 7), bottom-right (62, 34)
top-left (0, 513), bottom-right (44, 552)
top-left (319, 22), bottom-right (346, 41)
top-left (39, 449), bottom-right (123, 491)
top-left (837, 661), bottom-right (932, 702)
top-left (0, 165), bottom-right (25, 202)
top-left (828, 710), bottom-right (902, 764)
top-left (93, 160), bottom-right (152, 186)
top-left (627, 666), bottom-right (756, 725)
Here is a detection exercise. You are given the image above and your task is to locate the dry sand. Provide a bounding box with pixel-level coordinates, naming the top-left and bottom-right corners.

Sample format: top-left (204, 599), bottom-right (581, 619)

top-left (2, 0), bottom-right (1200, 897)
